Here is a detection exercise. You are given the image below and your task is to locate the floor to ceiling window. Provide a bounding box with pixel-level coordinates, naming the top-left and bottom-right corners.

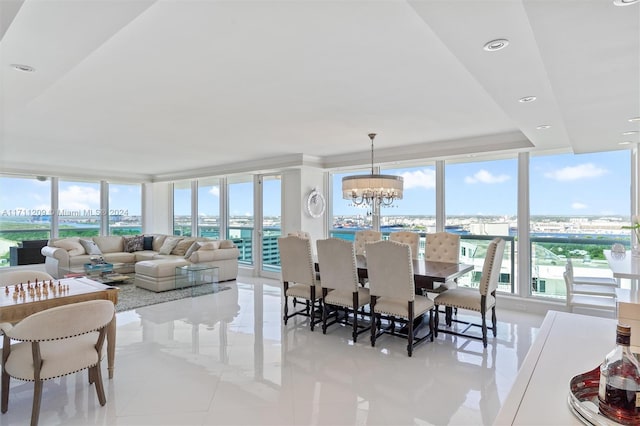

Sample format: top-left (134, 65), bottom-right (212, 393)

top-left (58, 179), bottom-right (100, 238)
top-left (379, 165), bottom-right (436, 258)
top-left (228, 176), bottom-right (254, 265)
top-left (0, 176), bottom-right (52, 266)
top-left (260, 174), bottom-right (281, 272)
top-left (445, 157), bottom-right (517, 292)
top-left (108, 183), bottom-right (142, 236)
top-left (197, 178), bottom-right (220, 238)
top-left (529, 150), bottom-right (630, 297)
top-left (173, 181), bottom-right (192, 237)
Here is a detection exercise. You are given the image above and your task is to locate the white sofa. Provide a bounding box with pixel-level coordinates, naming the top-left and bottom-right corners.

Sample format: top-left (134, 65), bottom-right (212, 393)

top-left (41, 234), bottom-right (239, 292)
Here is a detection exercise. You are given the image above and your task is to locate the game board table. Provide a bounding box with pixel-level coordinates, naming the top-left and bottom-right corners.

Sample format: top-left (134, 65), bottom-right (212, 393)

top-left (0, 277), bottom-right (120, 379)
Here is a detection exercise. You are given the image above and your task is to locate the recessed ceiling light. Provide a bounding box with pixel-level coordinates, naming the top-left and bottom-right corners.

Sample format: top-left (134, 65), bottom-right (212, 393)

top-left (622, 131), bottom-right (639, 135)
top-left (629, 117), bottom-right (640, 122)
top-left (613, 0), bottom-right (638, 6)
top-left (483, 39), bottom-right (510, 52)
top-left (619, 141), bottom-right (632, 145)
top-left (519, 96), bottom-right (537, 103)
top-left (10, 64), bottom-right (35, 73)
top-left (536, 125), bottom-right (551, 130)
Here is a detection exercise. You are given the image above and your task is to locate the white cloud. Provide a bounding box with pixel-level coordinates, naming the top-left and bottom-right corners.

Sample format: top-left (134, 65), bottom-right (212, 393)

top-left (544, 163), bottom-right (608, 181)
top-left (401, 169), bottom-right (435, 190)
top-left (59, 185), bottom-right (100, 210)
top-left (464, 169), bottom-right (510, 184)
top-left (572, 202), bottom-right (588, 210)
top-left (208, 187), bottom-right (220, 197)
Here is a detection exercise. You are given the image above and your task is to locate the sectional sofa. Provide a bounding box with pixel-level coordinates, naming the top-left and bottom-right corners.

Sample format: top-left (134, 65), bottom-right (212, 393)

top-left (41, 234), bottom-right (240, 292)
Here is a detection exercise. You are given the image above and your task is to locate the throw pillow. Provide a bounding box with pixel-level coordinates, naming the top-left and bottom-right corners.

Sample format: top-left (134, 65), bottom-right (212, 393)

top-left (158, 237), bottom-right (182, 255)
top-left (219, 240), bottom-right (235, 249)
top-left (172, 238), bottom-right (196, 256)
top-left (184, 241), bottom-right (201, 259)
top-left (143, 235), bottom-right (154, 251)
top-left (53, 238), bottom-right (85, 256)
top-left (79, 239), bottom-right (103, 255)
top-left (123, 235), bottom-right (144, 252)
top-left (198, 241), bottom-right (220, 250)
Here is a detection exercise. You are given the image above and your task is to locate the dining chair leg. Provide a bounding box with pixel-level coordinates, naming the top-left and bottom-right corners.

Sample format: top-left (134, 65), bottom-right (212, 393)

top-left (433, 305), bottom-right (439, 337)
top-left (352, 293), bottom-right (359, 342)
top-left (93, 365), bottom-right (107, 406)
top-left (491, 306), bottom-right (497, 337)
top-left (429, 309), bottom-right (434, 342)
top-left (370, 297), bottom-right (377, 347)
top-left (481, 311), bottom-right (488, 348)
top-left (321, 289), bottom-right (328, 334)
top-left (1, 369), bottom-right (9, 414)
top-left (407, 301), bottom-right (414, 357)
top-left (309, 288), bottom-right (316, 331)
top-left (283, 294), bottom-right (289, 325)
top-left (31, 380), bottom-right (43, 426)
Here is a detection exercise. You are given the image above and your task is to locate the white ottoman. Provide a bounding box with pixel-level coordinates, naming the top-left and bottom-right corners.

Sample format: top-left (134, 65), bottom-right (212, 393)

top-left (135, 259), bottom-right (190, 292)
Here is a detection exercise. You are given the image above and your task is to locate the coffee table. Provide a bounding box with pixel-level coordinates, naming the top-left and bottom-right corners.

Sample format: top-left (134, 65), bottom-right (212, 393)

top-left (62, 262), bottom-right (134, 284)
top-left (175, 264), bottom-right (220, 296)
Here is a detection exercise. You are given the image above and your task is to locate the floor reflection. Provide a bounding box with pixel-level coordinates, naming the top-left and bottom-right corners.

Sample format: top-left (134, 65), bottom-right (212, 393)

top-left (1, 277), bottom-right (543, 425)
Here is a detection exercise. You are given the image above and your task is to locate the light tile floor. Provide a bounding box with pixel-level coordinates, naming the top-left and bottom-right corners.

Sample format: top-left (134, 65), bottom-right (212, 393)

top-left (0, 277), bottom-right (544, 426)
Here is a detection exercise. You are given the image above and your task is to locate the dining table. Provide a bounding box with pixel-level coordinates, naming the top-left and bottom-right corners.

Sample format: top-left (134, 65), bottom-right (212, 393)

top-left (315, 254), bottom-right (474, 293)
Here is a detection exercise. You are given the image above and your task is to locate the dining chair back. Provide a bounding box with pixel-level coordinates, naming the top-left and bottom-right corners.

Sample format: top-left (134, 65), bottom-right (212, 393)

top-left (425, 232), bottom-right (460, 263)
top-left (366, 240), bottom-right (434, 356)
top-left (316, 238), bottom-right (370, 341)
top-left (563, 271), bottom-right (616, 315)
top-left (0, 299), bottom-right (115, 426)
top-left (433, 237), bottom-right (505, 347)
top-left (0, 270), bottom-right (53, 286)
top-left (389, 231), bottom-right (420, 259)
top-left (354, 230), bottom-right (382, 256)
top-left (565, 258), bottom-right (617, 287)
top-left (277, 235), bottom-right (322, 330)
top-left (287, 230), bottom-right (310, 240)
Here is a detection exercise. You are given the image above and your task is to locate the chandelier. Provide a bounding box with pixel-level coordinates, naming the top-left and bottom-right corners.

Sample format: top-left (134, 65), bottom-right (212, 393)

top-left (342, 133), bottom-right (403, 207)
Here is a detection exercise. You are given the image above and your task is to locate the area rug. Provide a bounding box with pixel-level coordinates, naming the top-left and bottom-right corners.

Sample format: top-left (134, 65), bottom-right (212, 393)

top-left (113, 277), bottom-right (231, 313)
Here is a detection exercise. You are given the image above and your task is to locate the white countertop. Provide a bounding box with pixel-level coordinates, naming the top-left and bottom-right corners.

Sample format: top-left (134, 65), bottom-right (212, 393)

top-left (494, 310), bottom-right (617, 425)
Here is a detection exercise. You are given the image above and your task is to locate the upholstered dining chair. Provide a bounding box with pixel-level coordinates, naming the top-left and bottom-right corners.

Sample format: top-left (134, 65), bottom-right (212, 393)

top-left (433, 237), bottom-right (506, 347)
top-left (425, 232), bottom-right (460, 264)
top-left (0, 270), bottom-right (53, 286)
top-left (354, 230), bottom-right (382, 256)
top-left (389, 231), bottom-right (420, 259)
top-left (316, 238), bottom-right (370, 342)
top-left (366, 240), bottom-right (434, 357)
top-left (0, 299), bottom-right (115, 426)
top-left (277, 235), bottom-right (323, 331)
top-left (287, 230), bottom-right (311, 239)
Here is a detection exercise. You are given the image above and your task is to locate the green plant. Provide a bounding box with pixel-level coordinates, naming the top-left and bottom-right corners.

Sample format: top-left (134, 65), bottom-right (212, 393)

top-left (622, 215), bottom-right (640, 245)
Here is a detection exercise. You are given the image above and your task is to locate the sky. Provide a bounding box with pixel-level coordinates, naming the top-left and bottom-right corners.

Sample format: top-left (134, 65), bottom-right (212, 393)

top-left (0, 150), bottom-right (632, 219)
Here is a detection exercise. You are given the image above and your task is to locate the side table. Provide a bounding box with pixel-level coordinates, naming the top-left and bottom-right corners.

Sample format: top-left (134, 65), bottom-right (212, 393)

top-left (175, 264), bottom-right (220, 296)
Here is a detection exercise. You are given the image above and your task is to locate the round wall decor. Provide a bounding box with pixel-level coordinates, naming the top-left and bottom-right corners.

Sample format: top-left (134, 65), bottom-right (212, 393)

top-left (305, 188), bottom-right (326, 218)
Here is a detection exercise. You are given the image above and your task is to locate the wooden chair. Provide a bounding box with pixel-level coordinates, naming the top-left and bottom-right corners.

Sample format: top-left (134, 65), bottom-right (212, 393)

top-left (277, 235), bottom-right (323, 331)
top-left (316, 238), bottom-right (371, 342)
top-left (433, 237), bottom-right (505, 347)
top-left (389, 231), bottom-right (420, 259)
top-left (0, 300), bottom-right (115, 426)
top-left (366, 240), bottom-right (434, 357)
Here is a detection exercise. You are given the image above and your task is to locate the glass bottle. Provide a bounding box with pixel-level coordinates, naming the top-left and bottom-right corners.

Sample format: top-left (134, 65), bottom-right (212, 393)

top-left (598, 323), bottom-right (640, 425)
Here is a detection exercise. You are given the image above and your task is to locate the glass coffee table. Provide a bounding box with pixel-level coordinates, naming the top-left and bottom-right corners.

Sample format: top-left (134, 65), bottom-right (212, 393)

top-left (62, 262), bottom-right (134, 284)
top-left (175, 264), bottom-right (220, 296)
